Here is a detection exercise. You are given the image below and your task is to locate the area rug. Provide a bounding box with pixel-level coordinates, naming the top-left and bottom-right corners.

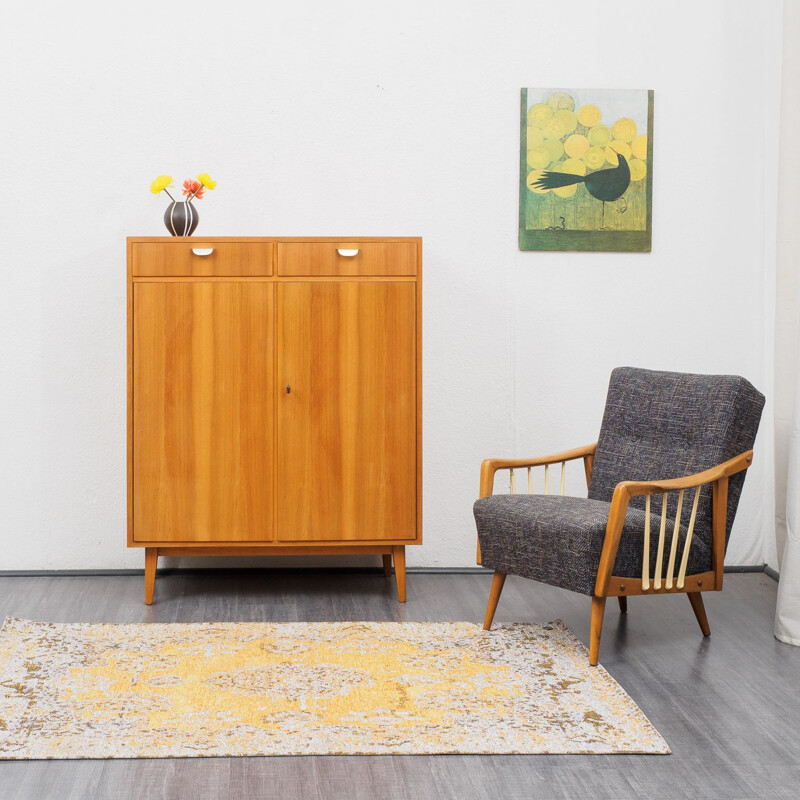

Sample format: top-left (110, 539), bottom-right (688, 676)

top-left (0, 617), bottom-right (669, 758)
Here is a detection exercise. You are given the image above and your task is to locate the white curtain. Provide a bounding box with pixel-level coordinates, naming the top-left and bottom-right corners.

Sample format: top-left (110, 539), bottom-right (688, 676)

top-left (774, 0), bottom-right (800, 647)
top-left (776, 374), bottom-right (800, 645)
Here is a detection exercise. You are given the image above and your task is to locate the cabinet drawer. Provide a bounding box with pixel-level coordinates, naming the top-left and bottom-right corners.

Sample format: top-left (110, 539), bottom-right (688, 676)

top-left (132, 241), bottom-right (273, 276)
top-left (277, 242), bottom-right (417, 276)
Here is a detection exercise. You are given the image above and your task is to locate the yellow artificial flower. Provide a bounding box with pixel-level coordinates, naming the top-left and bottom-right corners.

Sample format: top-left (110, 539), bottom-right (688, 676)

top-left (197, 173), bottom-right (216, 190)
top-left (150, 175), bottom-right (173, 194)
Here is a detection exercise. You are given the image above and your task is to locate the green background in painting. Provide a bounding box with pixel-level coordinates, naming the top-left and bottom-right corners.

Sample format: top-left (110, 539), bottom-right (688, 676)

top-left (518, 88), bottom-right (654, 252)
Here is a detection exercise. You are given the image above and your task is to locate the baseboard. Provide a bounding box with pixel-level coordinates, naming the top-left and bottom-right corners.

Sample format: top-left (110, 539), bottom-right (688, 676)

top-left (722, 565), bottom-right (767, 573)
top-left (0, 565), bottom-right (776, 578)
top-left (0, 566), bottom-right (488, 577)
top-left (723, 564), bottom-right (780, 581)
top-left (764, 565), bottom-right (780, 582)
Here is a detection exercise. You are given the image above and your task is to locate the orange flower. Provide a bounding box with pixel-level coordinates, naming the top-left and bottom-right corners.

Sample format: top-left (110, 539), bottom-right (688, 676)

top-left (182, 179), bottom-right (205, 200)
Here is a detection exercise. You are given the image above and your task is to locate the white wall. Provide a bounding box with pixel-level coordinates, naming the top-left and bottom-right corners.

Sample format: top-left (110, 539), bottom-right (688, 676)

top-left (0, 0), bottom-right (781, 570)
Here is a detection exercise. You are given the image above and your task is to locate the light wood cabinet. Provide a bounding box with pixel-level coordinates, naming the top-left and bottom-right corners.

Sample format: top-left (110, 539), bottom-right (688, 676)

top-left (128, 237), bottom-right (421, 604)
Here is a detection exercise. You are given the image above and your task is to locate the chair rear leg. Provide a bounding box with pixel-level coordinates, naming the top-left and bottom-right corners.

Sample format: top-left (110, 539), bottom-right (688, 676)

top-left (589, 596), bottom-right (606, 666)
top-left (618, 596), bottom-right (627, 613)
top-left (483, 572), bottom-right (506, 630)
top-left (687, 591), bottom-right (711, 637)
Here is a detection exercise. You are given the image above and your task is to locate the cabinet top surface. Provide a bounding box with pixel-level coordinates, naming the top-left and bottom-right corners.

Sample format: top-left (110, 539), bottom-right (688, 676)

top-left (127, 236), bottom-right (422, 243)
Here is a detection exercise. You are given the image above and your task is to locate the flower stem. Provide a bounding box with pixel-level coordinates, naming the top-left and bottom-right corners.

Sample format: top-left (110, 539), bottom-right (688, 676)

top-left (163, 188), bottom-right (176, 202)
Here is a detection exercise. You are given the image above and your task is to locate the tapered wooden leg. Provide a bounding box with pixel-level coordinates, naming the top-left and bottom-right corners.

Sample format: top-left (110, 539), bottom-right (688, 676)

top-left (144, 548), bottom-right (158, 606)
top-left (382, 553), bottom-right (393, 578)
top-left (589, 596), bottom-right (606, 666)
top-left (392, 546), bottom-right (406, 602)
top-left (688, 591), bottom-right (711, 637)
top-left (483, 571), bottom-right (506, 630)
top-left (618, 596), bottom-right (627, 614)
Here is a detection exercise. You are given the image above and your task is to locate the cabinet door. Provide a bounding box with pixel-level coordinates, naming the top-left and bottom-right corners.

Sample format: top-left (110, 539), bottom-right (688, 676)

top-left (133, 282), bottom-right (274, 542)
top-left (277, 282), bottom-right (417, 541)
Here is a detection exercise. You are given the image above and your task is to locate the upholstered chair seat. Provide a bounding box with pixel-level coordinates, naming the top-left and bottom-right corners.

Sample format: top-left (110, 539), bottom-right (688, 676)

top-left (473, 367), bottom-right (765, 665)
top-left (475, 495), bottom-right (710, 596)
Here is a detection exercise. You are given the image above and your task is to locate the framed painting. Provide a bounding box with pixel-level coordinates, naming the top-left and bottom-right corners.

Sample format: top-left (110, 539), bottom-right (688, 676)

top-left (519, 88), bottom-right (653, 252)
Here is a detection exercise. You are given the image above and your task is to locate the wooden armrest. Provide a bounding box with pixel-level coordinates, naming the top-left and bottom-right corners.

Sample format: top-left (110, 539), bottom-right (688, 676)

top-left (479, 443), bottom-right (597, 498)
top-left (612, 451), bottom-right (753, 499)
top-left (476, 443), bottom-right (597, 564)
top-left (594, 449), bottom-right (754, 596)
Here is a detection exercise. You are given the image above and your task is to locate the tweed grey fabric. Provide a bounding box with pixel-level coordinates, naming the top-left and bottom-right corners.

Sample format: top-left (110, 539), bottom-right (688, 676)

top-left (474, 367), bottom-right (764, 597)
top-left (474, 494), bottom-right (712, 596)
top-left (588, 367), bottom-right (765, 551)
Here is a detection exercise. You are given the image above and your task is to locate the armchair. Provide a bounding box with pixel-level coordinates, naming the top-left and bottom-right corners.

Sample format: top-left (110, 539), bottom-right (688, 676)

top-left (474, 367), bottom-right (765, 665)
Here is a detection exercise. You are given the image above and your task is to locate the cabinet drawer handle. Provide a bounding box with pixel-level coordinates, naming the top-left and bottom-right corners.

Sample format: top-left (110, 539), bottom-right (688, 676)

top-left (336, 248), bottom-right (359, 257)
top-left (191, 248), bottom-right (215, 257)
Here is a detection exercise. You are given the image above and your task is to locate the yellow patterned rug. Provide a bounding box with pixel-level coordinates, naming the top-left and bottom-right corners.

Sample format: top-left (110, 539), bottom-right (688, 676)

top-left (0, 617), bottom-right (668, 758)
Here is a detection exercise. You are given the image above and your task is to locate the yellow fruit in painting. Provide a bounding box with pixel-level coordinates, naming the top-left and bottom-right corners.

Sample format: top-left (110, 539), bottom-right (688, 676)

top-left (527, 126), bottom-right (544, 149)
top-left (554, 185), bottom-right (578, 198)
top-left (584, 146), bottom-right (606, 170)
top-left (631, 134), bottom-right (648, 160)
top-left (611, 117), bottom-right (637, 143)
top-left (588, 124), bottom-right (612, 147)
top-left (528, 103), bottom-right (553, 127)
top-left (544, 137), bottom-right (564, 163)
top-left (543, 117), bottom-right (565, 140)
top-left (562, 158), bottom-right (587, 176)
top-left (547, 91), bottom-right (575, 110)
top-left (564, 133), bottom-right (589, 159)
top-left (543, 163), bottom-right (577, 198)
top-left (605, 140), bottom-right (632, 164)
top-left (629, 158), bottom-right (647, 181)
top-left (577, 104), bottom-right (601, 127)
top-left (526, 169), bottom-right (550, 194)
top-left (528, 146), bottom-right (550, 170)
top-left (553, 109), bottom-right (577, 136)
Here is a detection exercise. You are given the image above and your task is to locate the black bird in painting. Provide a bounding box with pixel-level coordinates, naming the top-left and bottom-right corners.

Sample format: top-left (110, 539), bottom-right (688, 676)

top-left (532, 153), bottom-right (631, 226)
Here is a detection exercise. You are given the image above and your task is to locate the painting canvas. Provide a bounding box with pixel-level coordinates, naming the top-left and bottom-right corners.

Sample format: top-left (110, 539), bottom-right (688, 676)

top-left (519, 88), bottom-right (653, 252)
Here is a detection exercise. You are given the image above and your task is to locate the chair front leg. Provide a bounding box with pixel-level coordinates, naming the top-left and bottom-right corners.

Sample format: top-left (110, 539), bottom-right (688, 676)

top-left (483, 571), bottom-right (506, 630)
top-left (590, 485), bottom-right (631, 665)
top-left (589, 596), bottom-right (606, 666)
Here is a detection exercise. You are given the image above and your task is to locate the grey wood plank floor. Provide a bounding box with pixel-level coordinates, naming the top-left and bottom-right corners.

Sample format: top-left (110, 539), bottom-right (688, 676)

top-left (0, 570), bottom-right (797, 800)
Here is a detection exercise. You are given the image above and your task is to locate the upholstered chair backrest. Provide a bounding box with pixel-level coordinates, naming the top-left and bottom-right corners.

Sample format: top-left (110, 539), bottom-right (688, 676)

top-left (588, 367), bottom-right (765, 550)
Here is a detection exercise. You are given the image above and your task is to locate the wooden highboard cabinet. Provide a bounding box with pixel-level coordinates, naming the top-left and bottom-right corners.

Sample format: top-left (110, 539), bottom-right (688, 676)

top-left (128, 237), bottom-right (422, 604)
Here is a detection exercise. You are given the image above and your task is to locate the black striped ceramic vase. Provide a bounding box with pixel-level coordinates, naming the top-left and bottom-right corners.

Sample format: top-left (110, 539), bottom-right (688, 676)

top-left (163, 201), bottom-right (199, 236)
